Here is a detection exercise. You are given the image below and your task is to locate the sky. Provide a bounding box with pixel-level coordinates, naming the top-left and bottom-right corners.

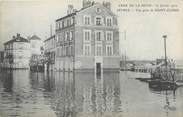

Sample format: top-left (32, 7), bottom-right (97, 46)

top-left (0, 0), bottom-right (183, 60)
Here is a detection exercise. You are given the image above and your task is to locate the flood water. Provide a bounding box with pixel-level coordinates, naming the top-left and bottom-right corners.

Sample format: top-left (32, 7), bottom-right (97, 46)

top-left (0, 70), bottom-right (183, 117)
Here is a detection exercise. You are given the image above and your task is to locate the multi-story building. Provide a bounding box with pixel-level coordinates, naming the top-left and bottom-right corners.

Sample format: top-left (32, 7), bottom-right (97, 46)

top-left (55, 0), bottom-right (120, 71)
top-left (3, 34), bottom-right (31, 69)
top-left (44, 35), bottom-right (56, 71)
top-left (28, 35), bottom-right (43, 55)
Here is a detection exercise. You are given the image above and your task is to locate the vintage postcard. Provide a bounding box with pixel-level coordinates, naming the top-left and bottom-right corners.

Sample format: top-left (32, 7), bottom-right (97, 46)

top-left (0, 0), bottom-right (183, 117)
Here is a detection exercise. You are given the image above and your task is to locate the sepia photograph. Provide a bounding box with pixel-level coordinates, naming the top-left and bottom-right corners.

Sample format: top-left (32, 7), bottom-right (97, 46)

top-left (0, 0), bottom-right (183, 117)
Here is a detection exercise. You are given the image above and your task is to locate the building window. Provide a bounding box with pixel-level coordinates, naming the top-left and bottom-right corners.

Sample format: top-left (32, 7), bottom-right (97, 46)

top-left (71, 45), bottom-right (73, 56)
top-left (11, 44), bottom-right (14, 49)
top-left (96, 45), bottom-right (102, 56)
top-left (55, 35), bottom-right (58, 42)
top-left (65, 46), bottom-right (68, 56)
top-left (95, 31), bottom-right (103, 41)
top-left (96, 17), bottom-right (102, 25)
top-left (84, 30), bottom-right (91, 41)
top-left (56, 22), bottom-right (59, 30)
top-left (68, 46), bottom-right (70, 56)
top-left (54, 38), bottom-right (56, 48)
top-left (83, 44), bottom-right (91, 56)
top-left (67, 19), bottom-right (70, 26)
top-left (60, 22), bottom-right (62, 29)
top-left (96, 8), bottom-right (101, 13)
top-left (64, 20), bottom-right (67, 27)
top-left (57, 48), bottom-right (59, 57)
top-left (64, 32), bottom-right (66, 41)
top-left (59, 46), bottom-right (62, 56)
top-left (11, 44), bottom-right (13, 49)
top-left (71, 17), bottom-right (75, 25)
top-left (60, 46), bottom-right (63, 56)
top-left (58, 34), bottom-right (62, 42)
top-left (63, 46), bottom-right (66, 56)
top-left (65, 32), bottom-right (69, 41)
top-left (62, 21), bottom-right (64, 28)
top-left (57, 22), bottom-right (62, 29)
top-left (70, 31), bottom-right (73, 40)
top-left (106, 45), bottom-right (113, 56)
top-left (67, 32), bottom-right (70, 41)
top-left (106, 31), bottom-right (113, 41)
top-left (106, 17), bottom-right (112, 26)
top-left (68, 46), bottom-right (71, 56)
top-left (84, 16), bottom-right (91, 25)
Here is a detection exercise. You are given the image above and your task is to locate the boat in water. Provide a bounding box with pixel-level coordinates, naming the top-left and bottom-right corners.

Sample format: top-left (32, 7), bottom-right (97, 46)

top-left (149, 79), bottom-right (177, 91)
top-left (148, 35), bottom-right (178, 91)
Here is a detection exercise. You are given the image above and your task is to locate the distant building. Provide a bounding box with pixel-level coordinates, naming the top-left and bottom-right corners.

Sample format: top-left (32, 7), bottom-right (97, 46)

top-left (3, 33), bottom-right (31, 69)
top-left (28, 35), bottom-right (42, 55)
top-left (121, 60), bottom-right (156, 72)
top-left (156, 58), bottom-right (165, 65)
top-left (44, 35), bottom-right (56, 71)
top-left (55, 0), bottom-right (120, 71)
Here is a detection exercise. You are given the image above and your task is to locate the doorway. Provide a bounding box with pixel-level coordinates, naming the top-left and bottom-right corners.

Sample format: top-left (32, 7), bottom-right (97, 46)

top-left (96, 63), bottom-right (101, 78)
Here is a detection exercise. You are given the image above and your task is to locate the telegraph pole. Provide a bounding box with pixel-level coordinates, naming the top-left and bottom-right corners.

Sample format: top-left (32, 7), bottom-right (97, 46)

top-left (163, 35), bottom-right (167, 67)
top-left (124, 30), bottom-right (126, 71)
top-left (163, 35), bottom-right (168, 79)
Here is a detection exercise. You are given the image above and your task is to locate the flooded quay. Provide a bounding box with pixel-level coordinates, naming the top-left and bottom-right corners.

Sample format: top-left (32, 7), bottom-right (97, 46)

top-left (0, 70), bottom-right (183, 117)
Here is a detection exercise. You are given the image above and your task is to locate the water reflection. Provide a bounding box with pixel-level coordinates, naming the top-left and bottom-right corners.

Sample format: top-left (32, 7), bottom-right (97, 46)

top-left (0, 70), bottom-right (183, 117)
top-left (0, 70), bottom-right (56, 117)
top-left (149, 89), bottom-right (177, 117)
top-left (49, 71), bottom-right (122, 117)
top-left (52, 71), bottom-right (76, 117)
top-left (1, 70), bottom-right (13, 92)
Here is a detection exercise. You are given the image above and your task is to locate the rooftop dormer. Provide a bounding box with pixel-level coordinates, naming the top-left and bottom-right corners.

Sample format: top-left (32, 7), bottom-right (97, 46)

top-left (103, 1), bottom-right (111, 10)
top-left (67, 4), bottom-right (77, 15)
top-left (83, 0), bottom-right (94, 8)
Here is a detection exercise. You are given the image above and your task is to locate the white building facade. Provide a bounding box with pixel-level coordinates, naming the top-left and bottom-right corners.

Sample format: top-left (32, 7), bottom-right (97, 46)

top-left (3, 34), bottom-right (31, 69)
top-left (44, 35), bottom-right (56, 71)
top-left (29, 35), bottom-right (42, 55)
top-left (54, 1), bottom-right (120, 71)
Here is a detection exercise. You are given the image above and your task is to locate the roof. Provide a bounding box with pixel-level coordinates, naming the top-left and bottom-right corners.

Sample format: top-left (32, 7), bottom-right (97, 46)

top-left (56, 12), bottom-right (76, 22)
top-left (29, 35), bottom-right (41, 40)
top-left (4, 35), bottom-right (29, 45)
top-left (55, 2), bottom-right (116, 22)
top-left (44, 35), bottom-right (55, 42)
top-left (77, 2), bottom-right (116, 16)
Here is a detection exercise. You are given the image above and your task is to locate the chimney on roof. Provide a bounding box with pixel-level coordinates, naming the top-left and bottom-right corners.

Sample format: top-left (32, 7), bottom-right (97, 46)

top-left (67, 4), bottom-right (74, 15)
top-left (83, 0), bottom-right (92, 8)
top-left (12, 36), bottom-right (16, 39)
top-left (17, 33), bottom-right (21, 39)
top-left (92, 1), bottom-right (95, 5)
top-left (17, 33), bottom-right (20, 37)
top-left (103, 1), bottom-right (111, 10)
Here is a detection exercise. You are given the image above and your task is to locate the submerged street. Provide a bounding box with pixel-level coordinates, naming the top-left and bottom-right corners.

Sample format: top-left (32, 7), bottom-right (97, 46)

top-left (0, 70), bottom-right (183, 117)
